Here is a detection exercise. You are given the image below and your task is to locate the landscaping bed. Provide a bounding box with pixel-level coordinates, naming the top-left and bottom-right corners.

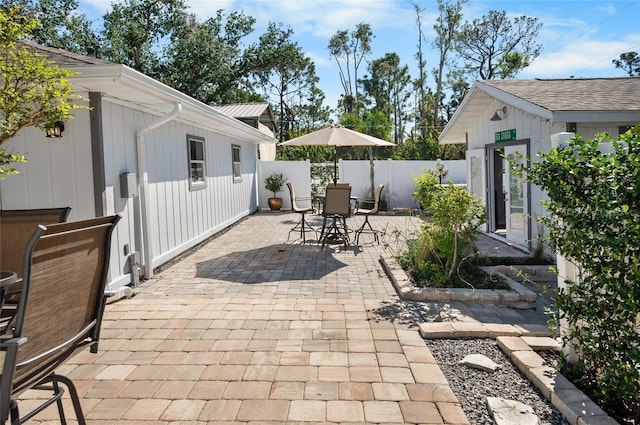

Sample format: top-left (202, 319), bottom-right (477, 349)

top-left (381, 254), bottom-right (537, 308)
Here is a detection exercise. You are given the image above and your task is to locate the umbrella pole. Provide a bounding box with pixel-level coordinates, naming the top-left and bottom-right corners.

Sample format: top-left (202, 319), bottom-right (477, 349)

top-left (333, 146), bottom-right (338, 185)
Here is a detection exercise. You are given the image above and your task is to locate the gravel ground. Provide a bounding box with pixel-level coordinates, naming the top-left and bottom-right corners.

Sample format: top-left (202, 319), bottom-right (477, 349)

top-left (426, 338), bottom-right (568, 425)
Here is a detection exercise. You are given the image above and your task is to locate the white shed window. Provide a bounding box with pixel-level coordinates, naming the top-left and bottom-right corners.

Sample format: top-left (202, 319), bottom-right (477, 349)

top-left (188, 135), bottom-right (206, 190)
top-left (232, 144), bottom-right (242, 182)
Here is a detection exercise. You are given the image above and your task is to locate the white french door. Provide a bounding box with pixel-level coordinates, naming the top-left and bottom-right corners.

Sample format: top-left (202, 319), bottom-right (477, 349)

top-left (502, 145), bottom-right (528, 246)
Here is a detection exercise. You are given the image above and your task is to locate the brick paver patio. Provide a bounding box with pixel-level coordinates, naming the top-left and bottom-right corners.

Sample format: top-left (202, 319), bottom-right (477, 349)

top-left (19, 211), bottom-right (546, 424)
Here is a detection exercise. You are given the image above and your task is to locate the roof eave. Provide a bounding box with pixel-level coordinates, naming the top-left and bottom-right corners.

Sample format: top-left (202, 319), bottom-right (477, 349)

top-left (553, 110), bottom-right (640, 123)
top-left (439, 81), bottom-right (554, 145)
top-left (69, 64), bottom-right (276, 144)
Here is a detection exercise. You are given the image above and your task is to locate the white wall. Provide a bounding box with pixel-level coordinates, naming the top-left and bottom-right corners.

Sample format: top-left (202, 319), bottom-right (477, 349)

top-left (1, 96), bottom-right (265, 291)
top-left (0, 106), bottom-right (96, 219)
top-left (259, 160), bottom-right (312, 210)
top-left (101, 99), bottom-right (263, 284)
top-left (258, 159), bottom-right (466, 211)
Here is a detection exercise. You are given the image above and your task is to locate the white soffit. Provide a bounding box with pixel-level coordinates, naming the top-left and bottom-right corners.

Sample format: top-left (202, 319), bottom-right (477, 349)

top-left (69, 64), bottom-right (276, 144)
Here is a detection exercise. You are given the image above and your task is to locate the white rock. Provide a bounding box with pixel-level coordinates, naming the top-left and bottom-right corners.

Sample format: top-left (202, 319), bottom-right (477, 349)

top-left (487, 397), bottom-right (539, 425)
top-left (459, 353), bottom-right (501, 372)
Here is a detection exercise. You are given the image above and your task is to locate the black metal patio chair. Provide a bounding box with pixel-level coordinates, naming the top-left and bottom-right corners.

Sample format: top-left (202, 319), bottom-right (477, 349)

top-left (0, 215), bottom-right (120, 425)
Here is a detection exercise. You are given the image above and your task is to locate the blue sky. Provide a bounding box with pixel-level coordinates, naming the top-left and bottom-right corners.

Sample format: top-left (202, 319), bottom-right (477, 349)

top-left (78, 0), bottom-right (640, 110)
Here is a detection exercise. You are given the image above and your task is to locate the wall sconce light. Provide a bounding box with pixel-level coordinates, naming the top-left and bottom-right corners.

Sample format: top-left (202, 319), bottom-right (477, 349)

top-left (46, 121), bottom-right (65, 138)
top-left (436, 159), bottom-right (449, 184)
top-left (490, 106), bottom-right (507, 122)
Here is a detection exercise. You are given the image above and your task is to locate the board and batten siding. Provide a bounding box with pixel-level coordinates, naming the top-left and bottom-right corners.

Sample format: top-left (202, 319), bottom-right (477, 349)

top-left (101, 99), bottom-right (259, 277)
top-left (464, 103), bottom-right (564, 245)
top-left (0, 106), bottom-right (96, 218)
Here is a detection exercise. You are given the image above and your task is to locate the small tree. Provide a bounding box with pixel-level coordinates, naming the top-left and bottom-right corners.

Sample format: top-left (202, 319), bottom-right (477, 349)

top-left (0, 6), bottom-right (87, 177)
top-left (264, 173), bottom-right (286, 198)
top-left (411, 169), bottom-right (485, 285)
top-left (612, 51), bottom-right (640, 76)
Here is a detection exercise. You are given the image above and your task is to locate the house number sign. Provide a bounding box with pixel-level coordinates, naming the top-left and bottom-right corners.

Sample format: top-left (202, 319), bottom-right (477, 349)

top-left (495, 129), bottom-right (516, 143)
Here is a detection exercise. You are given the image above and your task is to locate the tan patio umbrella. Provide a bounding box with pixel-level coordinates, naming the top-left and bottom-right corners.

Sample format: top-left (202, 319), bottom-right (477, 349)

top-left (278, 124), bottom-right (396, 184)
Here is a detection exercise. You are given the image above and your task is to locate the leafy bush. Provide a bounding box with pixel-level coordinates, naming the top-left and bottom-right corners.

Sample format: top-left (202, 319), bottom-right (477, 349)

top-left (264, 173), bottom-right (286, 197)
top-left (525, 126), bottom-right (640, 423)
top-left (310, 163), bottom-right (334, 195)
top-left (405, 169), bottom-right (488, 286)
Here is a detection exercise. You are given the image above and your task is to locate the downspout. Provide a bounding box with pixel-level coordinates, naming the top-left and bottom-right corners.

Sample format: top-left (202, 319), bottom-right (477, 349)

top-left (136, 103), bottom-right (182, 279)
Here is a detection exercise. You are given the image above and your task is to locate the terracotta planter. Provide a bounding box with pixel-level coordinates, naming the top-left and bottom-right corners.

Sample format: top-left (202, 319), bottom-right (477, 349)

top-left (268, 197), bottom-right (283, 211)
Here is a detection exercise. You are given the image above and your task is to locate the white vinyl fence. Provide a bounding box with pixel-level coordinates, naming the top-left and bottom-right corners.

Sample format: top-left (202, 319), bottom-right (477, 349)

top-left (258, 159), bottom-right (466, 211)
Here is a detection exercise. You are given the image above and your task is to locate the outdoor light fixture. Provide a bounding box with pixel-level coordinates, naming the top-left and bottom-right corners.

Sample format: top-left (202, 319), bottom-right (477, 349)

top-left (46, 121), bottom-right (65, 138)
top-left (436, 159), bottom-right (449, 184)
top-left (490, 106), bottom-right (507, 122)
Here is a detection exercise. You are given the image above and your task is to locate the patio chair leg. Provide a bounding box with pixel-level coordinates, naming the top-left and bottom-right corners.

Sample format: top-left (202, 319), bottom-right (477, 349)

top-left (288, 212), bottom-right (318, 244)
top-left (355, 216), bottom-right (379, 246)
top-left (320, 216), bottom-right (329, 249)
top-left (341, 216), bottom-right (350, 248)
top-left (25, 374), bottom-right (87, 425)
top-left (53, 375), bottom-right (87, 425)
top-left (321, 215), bottom-right (349, 250)
top-left (52, 379), bottom-right (67, 425)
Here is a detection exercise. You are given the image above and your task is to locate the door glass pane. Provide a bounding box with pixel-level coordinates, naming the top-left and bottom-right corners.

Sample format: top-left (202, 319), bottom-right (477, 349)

top-left (470, 155), bottom-right (482, 199)
top-left (506, 153), bottom-right (525, 237)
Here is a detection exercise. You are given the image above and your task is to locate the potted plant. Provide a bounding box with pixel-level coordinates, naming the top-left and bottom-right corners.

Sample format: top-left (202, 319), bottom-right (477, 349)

top-left (265, 173), bottom-right (287, 211)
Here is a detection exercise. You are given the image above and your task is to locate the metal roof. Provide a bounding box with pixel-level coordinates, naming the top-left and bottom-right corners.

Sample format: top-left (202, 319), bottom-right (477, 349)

top-left (212, 103), bottom-right (276, 133)
top-left (212, 103), bottom-right (272, 119)
top-left (439, 77), bottom-right (640, 144)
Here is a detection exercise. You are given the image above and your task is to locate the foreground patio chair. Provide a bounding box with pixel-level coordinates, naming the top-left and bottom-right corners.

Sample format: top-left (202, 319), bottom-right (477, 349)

top-left (0, 207), bottom-right (72, 280)
top-left (0, 207), bottom-right (71, 329)
top-left (0, 207), bottom-right (72, 326)
top-left (286, 182), bottom-right (317, 243)
top-left (319, 184), bottom-right (352, 250)
top-left (354, 184), bottom-right (384, 245)
top-left (0, 215), bottom-right (120, 425)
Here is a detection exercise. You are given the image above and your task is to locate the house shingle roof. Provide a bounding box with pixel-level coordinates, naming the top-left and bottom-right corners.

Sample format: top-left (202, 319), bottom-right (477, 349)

top-left (22, 41), bottom-right (111, 67)
top-left (481, 77), bottom-right (640, 112)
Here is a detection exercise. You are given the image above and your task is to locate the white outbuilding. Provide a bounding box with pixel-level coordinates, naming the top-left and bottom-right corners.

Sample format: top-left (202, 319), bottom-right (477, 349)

top-left (439, 77), bottom-right (640, 250)
top-left (0, 42), bottom-right (276, 290)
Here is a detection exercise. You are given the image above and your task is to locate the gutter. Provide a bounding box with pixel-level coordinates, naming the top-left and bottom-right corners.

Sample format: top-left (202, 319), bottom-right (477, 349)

top-left (136, 103), bottom-right (182, 279)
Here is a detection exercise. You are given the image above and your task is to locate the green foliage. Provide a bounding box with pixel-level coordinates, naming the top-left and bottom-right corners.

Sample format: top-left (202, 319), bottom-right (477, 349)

top-left (457, 10), bottom-right (542, 80)
top-left (525, 126), bottom-right (640, 422)
top-left (310, 163), bottom-right (334, 196)
top-left (264, 173), bottom-right (286, 197)
top-left (612, 51), bottom-right (640, 76)
top-left (13, 0), bottom-right (101, 56)
top-left (253, 22), bottom-right (319, 142)
top-left (412, 169), bottom-right (441, 211)
top-left (159, 10), bottom-right (259, 104)
top-left (328, 22), bottom-right (373, 114)
top-left (0, 6), bottom-right (87, 176)
top-left (101, 0), bottom-right (186, 76)
top-left (407, 169), bottom-right (486, 285)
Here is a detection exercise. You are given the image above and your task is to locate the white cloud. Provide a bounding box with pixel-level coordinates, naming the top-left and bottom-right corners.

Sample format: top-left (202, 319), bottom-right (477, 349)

top-left (523, 36), bottom-right (640, 77)
top-left (80, 0), bottom-right (112, 14)
top-left (188, 1), bottom-right (237, 19)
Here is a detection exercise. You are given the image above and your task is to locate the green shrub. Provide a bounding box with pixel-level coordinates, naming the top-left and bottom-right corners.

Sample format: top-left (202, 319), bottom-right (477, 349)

top-left (359, 199), bottom-right (387, 211)
top-left (525, 125), bottom-right (640, 423)
top-left (406, 169), bottom-right (487, 286)
top-left (264, 173), bottom-right (286, 197)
